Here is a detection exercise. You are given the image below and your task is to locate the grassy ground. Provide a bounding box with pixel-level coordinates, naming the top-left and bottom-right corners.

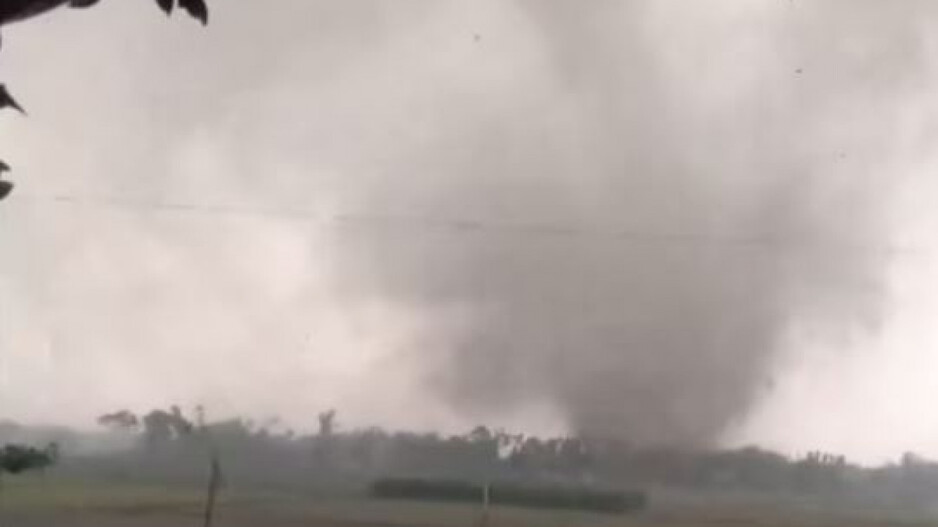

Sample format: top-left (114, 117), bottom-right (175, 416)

top-left (0, 474), bottom-right (935, 527)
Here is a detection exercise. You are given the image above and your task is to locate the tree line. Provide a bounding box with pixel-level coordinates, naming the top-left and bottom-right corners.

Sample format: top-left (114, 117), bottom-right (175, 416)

top-left (3, 406), bottom-right (938, 508)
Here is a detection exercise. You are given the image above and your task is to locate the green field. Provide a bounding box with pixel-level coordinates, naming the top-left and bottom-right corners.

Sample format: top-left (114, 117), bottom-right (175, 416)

top-left (0, 474), bottom-right (935, 527)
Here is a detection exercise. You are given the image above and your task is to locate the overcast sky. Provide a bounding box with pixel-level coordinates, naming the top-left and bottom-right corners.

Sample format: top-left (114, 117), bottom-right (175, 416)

top-left (3, 0), bottom-right (938, 464)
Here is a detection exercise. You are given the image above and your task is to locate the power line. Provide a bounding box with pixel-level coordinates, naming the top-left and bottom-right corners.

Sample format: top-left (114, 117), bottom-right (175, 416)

top-left (10, 191), bottom-right (929, 256)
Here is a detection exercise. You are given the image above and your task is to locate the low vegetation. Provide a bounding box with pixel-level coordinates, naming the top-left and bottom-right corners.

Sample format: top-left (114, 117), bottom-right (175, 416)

top-left (371, 477), bottom-right (646, 513)
top-left (0, 443), bottom-right (56, 475)
top-left (3, 406), bottom-right (938, 519)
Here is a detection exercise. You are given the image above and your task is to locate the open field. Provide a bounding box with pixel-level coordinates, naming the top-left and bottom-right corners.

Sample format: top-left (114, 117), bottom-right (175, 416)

top-left (0, 476), bottom-right (935, 527)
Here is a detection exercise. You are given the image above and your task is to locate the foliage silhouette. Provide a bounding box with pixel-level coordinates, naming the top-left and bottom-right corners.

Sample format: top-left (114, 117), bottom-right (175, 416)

top-left (0, 0), bottom-right (210, 201)
top-left (0, 442), bottom-right (56, 474)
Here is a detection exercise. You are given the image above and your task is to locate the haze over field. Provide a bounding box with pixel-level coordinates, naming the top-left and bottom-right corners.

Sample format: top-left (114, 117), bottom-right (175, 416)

top-left (3, 1), bottom-right (938, 463)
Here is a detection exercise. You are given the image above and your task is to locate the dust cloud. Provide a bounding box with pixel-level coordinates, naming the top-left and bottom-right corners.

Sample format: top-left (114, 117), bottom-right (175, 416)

top-left (332, 0), bottom-right (921, 447)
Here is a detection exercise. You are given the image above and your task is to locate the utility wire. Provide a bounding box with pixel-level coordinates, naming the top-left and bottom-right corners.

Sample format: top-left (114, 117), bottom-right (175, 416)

top-left (7, 191), bottom-right (927, 257)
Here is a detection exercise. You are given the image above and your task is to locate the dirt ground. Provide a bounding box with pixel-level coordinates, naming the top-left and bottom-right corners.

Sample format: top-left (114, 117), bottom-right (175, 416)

top-left (1, 477), bottom-right (934, 527)
top-left (4, 498), bottom-right (936, 527)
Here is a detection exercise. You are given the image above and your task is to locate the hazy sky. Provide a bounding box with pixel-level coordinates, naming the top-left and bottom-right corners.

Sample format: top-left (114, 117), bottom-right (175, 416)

top-left (2, 0), bottom-right (938, 464)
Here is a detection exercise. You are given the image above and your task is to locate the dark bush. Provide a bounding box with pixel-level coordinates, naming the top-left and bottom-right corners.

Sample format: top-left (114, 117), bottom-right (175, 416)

top-left (0, 444), bottom-right (55, 474)
top-left (372, 478), bottom-right (480, 502)
top-left (370, 478), bottom-right (646, 513)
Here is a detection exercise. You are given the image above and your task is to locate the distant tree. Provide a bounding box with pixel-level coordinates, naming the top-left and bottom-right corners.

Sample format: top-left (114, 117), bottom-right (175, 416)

top-left (141, 406), bottom-right (193, 446)
top-left (142, 410), bottom-right (174, 446)
top-left (318, 410), bottom-right (337, 438)
top-left (468, 425), bottom-right (493, 443)
top-left (97, 410), bottom-right (140, 432)
top-left (794, 450), bottom-right (848, 493)
top-left (169, 406), bottom-right (194, 436)
top-left (902, 451), bottom-right (925, 468)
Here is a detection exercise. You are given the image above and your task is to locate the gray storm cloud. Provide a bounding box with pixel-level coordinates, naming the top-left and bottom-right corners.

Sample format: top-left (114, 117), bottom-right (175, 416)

top-left (1, 1), bottom-right (932, 447)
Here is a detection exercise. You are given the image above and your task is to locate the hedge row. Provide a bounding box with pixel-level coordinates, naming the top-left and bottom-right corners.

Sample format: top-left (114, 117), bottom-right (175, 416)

top-left (0, 444), bottom-right (54, 474)
top-left (370, 478), bottom-right (647, 514)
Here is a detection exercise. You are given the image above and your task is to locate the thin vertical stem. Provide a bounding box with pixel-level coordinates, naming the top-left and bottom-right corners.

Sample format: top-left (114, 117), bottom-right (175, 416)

top-left (202, 449), bottom-right (221, 527)
top-left (476, 483), bottom-right (490, 527)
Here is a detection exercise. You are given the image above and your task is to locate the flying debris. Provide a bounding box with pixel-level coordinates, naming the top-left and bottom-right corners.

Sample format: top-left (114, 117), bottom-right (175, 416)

top-left (0, 84), bottom-right (25, 114)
